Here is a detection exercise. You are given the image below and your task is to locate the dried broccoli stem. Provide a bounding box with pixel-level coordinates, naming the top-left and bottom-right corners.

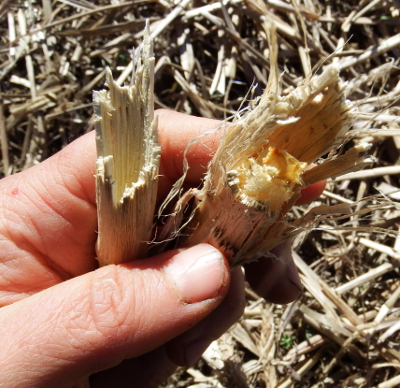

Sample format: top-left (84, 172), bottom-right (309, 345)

top-left (158, 33), bottom-right (372, 266)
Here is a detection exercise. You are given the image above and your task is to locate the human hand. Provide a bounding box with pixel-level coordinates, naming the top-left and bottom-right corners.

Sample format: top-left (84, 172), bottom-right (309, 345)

top-left (0, 110), bottom-right (323, 388)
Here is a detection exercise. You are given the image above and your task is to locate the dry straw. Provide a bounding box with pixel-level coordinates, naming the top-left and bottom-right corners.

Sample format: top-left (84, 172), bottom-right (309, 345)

top-left (94, 28), bottom-right (160, 266)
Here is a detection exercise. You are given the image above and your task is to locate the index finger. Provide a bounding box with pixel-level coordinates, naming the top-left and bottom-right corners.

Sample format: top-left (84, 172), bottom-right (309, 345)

top-left (156, 109), bottom-right (221, 198)
top-left (38, 110), bottom-right (222, 208)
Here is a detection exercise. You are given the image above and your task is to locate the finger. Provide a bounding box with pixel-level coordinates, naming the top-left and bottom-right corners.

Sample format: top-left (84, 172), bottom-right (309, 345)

top-left (0, 244), bottom-right (230, 387)
top-left (156, 109), bottom-right (221, 197)
top-left (40, 112), bottom-right (322, 206)
top-left (0, 131), bottom-right (99, 283)
top-left (90, 347), bottom-right (175, 388)
top-left (166, 267), bottom-right (245, 366)
top-left (49, 110), bottom-right (219, 207)
top-left (244, 240), bottom-right (303, 304)
top-left (90, 268), bottom-right (245, 388)
top-left (295, 179), bottom-right (326, 206)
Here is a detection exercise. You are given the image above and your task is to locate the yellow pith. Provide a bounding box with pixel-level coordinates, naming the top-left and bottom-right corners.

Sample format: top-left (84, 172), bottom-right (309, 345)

top-left (236, 147), bottom-right (307, 210)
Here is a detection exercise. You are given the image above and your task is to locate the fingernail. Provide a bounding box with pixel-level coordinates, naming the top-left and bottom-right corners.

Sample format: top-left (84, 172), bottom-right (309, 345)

top-left (185, 339), bottom-right (212, 366)
top-left (164, 244), bottom-right (227, 303)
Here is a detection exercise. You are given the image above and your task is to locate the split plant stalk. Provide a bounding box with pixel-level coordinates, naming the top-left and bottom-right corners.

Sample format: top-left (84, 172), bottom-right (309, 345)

top-left (94, 27), bottom-right (160, 266)
top-left (94, 25), bottom-right (372, 268)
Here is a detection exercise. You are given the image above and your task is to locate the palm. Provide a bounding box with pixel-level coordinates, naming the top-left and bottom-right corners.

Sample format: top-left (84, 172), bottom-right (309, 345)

top-left (0, 140), bottom-right (98, 306)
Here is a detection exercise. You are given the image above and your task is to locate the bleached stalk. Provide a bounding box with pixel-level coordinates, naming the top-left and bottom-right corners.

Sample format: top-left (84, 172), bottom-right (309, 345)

top-left (94, 27), bottom-right (160, 266)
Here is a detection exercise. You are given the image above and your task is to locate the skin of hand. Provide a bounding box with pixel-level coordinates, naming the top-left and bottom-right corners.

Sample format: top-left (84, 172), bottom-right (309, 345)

top-left (0, 110), bottom-right (324, 388)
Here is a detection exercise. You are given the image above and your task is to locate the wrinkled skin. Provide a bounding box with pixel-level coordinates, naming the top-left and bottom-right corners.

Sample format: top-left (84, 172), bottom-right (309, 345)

top-left (0, 110), bottom-right (324, 388)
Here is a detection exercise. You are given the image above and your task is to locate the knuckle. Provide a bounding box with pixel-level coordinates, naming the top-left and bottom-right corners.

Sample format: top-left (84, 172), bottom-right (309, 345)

top-left (88, 265), bottom-right (137, 339)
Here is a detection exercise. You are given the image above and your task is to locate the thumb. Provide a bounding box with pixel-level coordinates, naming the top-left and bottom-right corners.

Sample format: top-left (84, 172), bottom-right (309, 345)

top-left (0, 244), bottom-right (229, 388)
